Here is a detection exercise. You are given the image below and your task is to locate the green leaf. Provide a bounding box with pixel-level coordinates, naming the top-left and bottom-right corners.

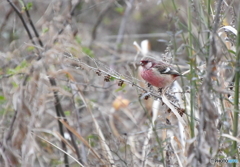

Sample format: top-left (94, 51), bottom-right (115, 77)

top-left (87, 134), bottom-right (98, 140)
top-left (0, 96), bottom-right (6, 106)
top-left (15, 60), bottom-right (28, 71)
top-left (11, 82), bottom-right (18, 88)
top-left (110, 76), bottom-right (116, 81)
top-left (228, 49), bottom-right (236, 54)
top-left (0, 96), bottom-right (5, 101)
top-left (27, 46), bottom-right (35, 51)
top-left (7, 60), bottom-right (29, 75)
top-left (114, 7), bottom-right (124, 14)
top-left (42, 27), bottom-right (49, 33)
top-left (20, 1), bottom-right (33, 11)
top-left (63, 85), bottom-right (71, 92)
top-left (115, 83), bottom-right (126, 92)
top-left (82, 47), bottom-right (94, 58)
top-left (26, 2), bottom-right (33, 10)
top-left (64, 110), bottom-right (70, 116)
top-left (75, 35), bottom-right (81, 44)
top-left (7, 69), bottom-right (16, 75)
top-left (87, 134), bottom-right (99, 147)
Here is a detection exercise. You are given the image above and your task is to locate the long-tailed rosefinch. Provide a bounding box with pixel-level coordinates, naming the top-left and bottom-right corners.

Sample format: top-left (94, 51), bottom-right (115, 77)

top-left (139, 57), bottom-right (181, 88)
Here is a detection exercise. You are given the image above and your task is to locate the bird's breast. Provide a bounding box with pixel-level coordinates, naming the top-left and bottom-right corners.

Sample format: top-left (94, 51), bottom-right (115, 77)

top-left (141, 69), bottom-right (176, 88)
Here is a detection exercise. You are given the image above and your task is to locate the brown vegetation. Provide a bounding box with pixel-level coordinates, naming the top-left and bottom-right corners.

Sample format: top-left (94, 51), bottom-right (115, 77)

top-left (0, 0), bottom-right (239, 167)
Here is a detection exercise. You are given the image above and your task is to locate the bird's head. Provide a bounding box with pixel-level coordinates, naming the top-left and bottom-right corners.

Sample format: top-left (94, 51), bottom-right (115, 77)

top-left (140, 58), bottom-right (155, 69)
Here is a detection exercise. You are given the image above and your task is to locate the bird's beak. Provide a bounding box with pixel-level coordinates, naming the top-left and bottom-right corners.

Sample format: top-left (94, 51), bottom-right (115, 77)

top-left (139, 61), bottom-right (143, 66)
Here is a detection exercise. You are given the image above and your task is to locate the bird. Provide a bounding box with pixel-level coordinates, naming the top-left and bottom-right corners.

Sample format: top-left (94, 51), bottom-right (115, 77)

top-left (139, 57), bottom-right (182, 89)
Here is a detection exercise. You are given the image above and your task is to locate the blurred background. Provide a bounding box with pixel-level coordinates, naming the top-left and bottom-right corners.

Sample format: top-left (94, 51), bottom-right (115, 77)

top-left (0, 0), bottom-right (239, 167)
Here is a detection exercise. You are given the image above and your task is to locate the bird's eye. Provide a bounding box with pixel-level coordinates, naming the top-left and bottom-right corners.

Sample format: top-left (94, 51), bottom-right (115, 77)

top-left (140, 60), bottom-right (148, 65)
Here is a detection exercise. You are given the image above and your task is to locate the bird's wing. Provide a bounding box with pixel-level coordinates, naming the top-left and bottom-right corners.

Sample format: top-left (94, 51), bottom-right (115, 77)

top-left (154, 64), bottom-right (181, 76)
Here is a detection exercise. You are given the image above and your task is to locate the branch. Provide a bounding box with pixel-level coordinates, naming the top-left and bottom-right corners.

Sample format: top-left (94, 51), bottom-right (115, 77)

top-left (48, 77), bottom-right (69, 167)
top-left (23, 1), bottom-right (43, 47)
top-left (56, 1), bottom-right (81, 36)
top-left (49, 77), bottom-right (82, 165)
top-left (0, 7), bottom-right (13, 33)
top-left (6, 0), bottom-right (37, 47)
top-left (64, 54), bottom-right (163, 100)
top-left (90, 1), bottom-right (114, 42)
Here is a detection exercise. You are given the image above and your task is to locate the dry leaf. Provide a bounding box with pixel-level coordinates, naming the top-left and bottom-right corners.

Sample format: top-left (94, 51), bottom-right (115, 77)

top-left (112, 96), bottom-right (129, 110)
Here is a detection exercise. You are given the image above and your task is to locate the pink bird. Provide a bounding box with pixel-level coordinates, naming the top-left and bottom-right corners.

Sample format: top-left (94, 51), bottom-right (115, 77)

top-left (139, 57), bottom-right (181, 89)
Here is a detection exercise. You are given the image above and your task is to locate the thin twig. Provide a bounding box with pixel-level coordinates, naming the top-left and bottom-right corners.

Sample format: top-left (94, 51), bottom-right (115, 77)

top-left (34, 133), bottom-right (84, 167)
top-left (6, 0), bottom-right (37, 47)
top-left (0, 7), bottom-right (13, 33)
top-left (49, 77), bottom-right (83, 165)
top-left (23, 1), bottom-right (43, 47)
top-left (56, 1), bottom-right (81, 36)
top-left (64, 54), bottom-right (163, 99)
top-left (49, 77), bottom-right (69, 167)
top-left (5, 110), bottom-right (18, 142)
top-left (90, 1), bottom-right (114, 42)
top-left (114, 0), bottom-right (135, 52)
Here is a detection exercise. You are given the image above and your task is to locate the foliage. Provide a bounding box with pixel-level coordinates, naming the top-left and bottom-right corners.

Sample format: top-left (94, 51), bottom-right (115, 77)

top-left (0, 0), bottom-right (239, 167)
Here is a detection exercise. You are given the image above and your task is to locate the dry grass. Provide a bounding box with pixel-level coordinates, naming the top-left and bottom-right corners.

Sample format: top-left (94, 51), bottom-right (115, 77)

top-left (0, 0), bottom-right (239, 167)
